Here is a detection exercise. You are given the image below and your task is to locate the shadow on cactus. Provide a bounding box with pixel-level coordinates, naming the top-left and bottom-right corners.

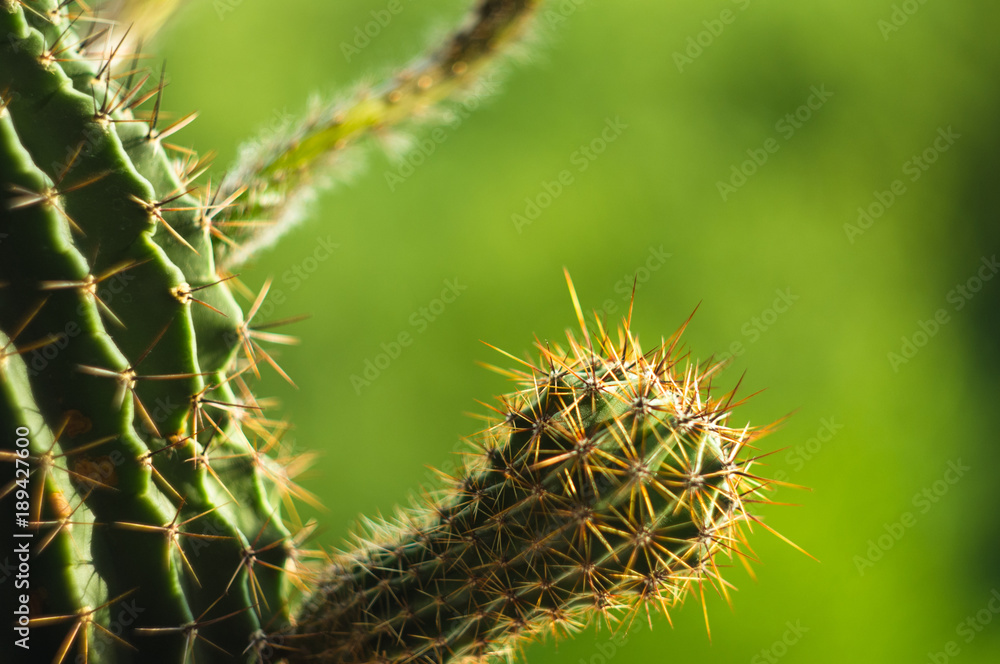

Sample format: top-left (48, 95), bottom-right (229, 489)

top-left (0, 1), bottom-right (798, 663)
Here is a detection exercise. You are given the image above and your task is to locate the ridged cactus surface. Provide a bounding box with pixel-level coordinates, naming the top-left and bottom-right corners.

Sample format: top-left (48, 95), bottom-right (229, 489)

top-left (1, 0), bottom-right (296, 659)
top-left (0, 1), bottom-right (784, 663)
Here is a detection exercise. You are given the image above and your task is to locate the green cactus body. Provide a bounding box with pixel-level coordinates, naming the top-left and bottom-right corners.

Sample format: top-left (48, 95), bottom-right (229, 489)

top-left (0, 1), bottom-right (781, 663)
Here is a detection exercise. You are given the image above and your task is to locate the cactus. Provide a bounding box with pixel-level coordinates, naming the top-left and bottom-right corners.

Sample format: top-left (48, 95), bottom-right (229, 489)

top-left (0, 1), bottom-right (786, 663)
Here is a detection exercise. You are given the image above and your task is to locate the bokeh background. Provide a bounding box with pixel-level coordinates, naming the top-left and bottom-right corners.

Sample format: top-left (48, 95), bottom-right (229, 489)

top-left (158, 1), bottom-right (999, 661)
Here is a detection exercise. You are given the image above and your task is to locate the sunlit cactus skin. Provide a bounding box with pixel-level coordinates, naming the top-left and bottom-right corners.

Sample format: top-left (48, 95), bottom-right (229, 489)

top-left (0, 1), bottom-right (782, 663)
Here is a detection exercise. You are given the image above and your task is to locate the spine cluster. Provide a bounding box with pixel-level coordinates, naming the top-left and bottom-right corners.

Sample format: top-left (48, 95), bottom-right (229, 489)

top-left (291, 316), bottom-right (771, 664)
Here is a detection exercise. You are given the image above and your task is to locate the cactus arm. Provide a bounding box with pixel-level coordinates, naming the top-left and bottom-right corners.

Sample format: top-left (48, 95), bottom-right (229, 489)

top-left (215, 0), bottom-right (541, 268)
top-left (290, 321), bottom-right (768, 663)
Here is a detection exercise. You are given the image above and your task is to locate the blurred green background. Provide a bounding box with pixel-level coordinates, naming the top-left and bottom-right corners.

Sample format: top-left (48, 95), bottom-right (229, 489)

top-left (157, 1), bottom-right (999, 661)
